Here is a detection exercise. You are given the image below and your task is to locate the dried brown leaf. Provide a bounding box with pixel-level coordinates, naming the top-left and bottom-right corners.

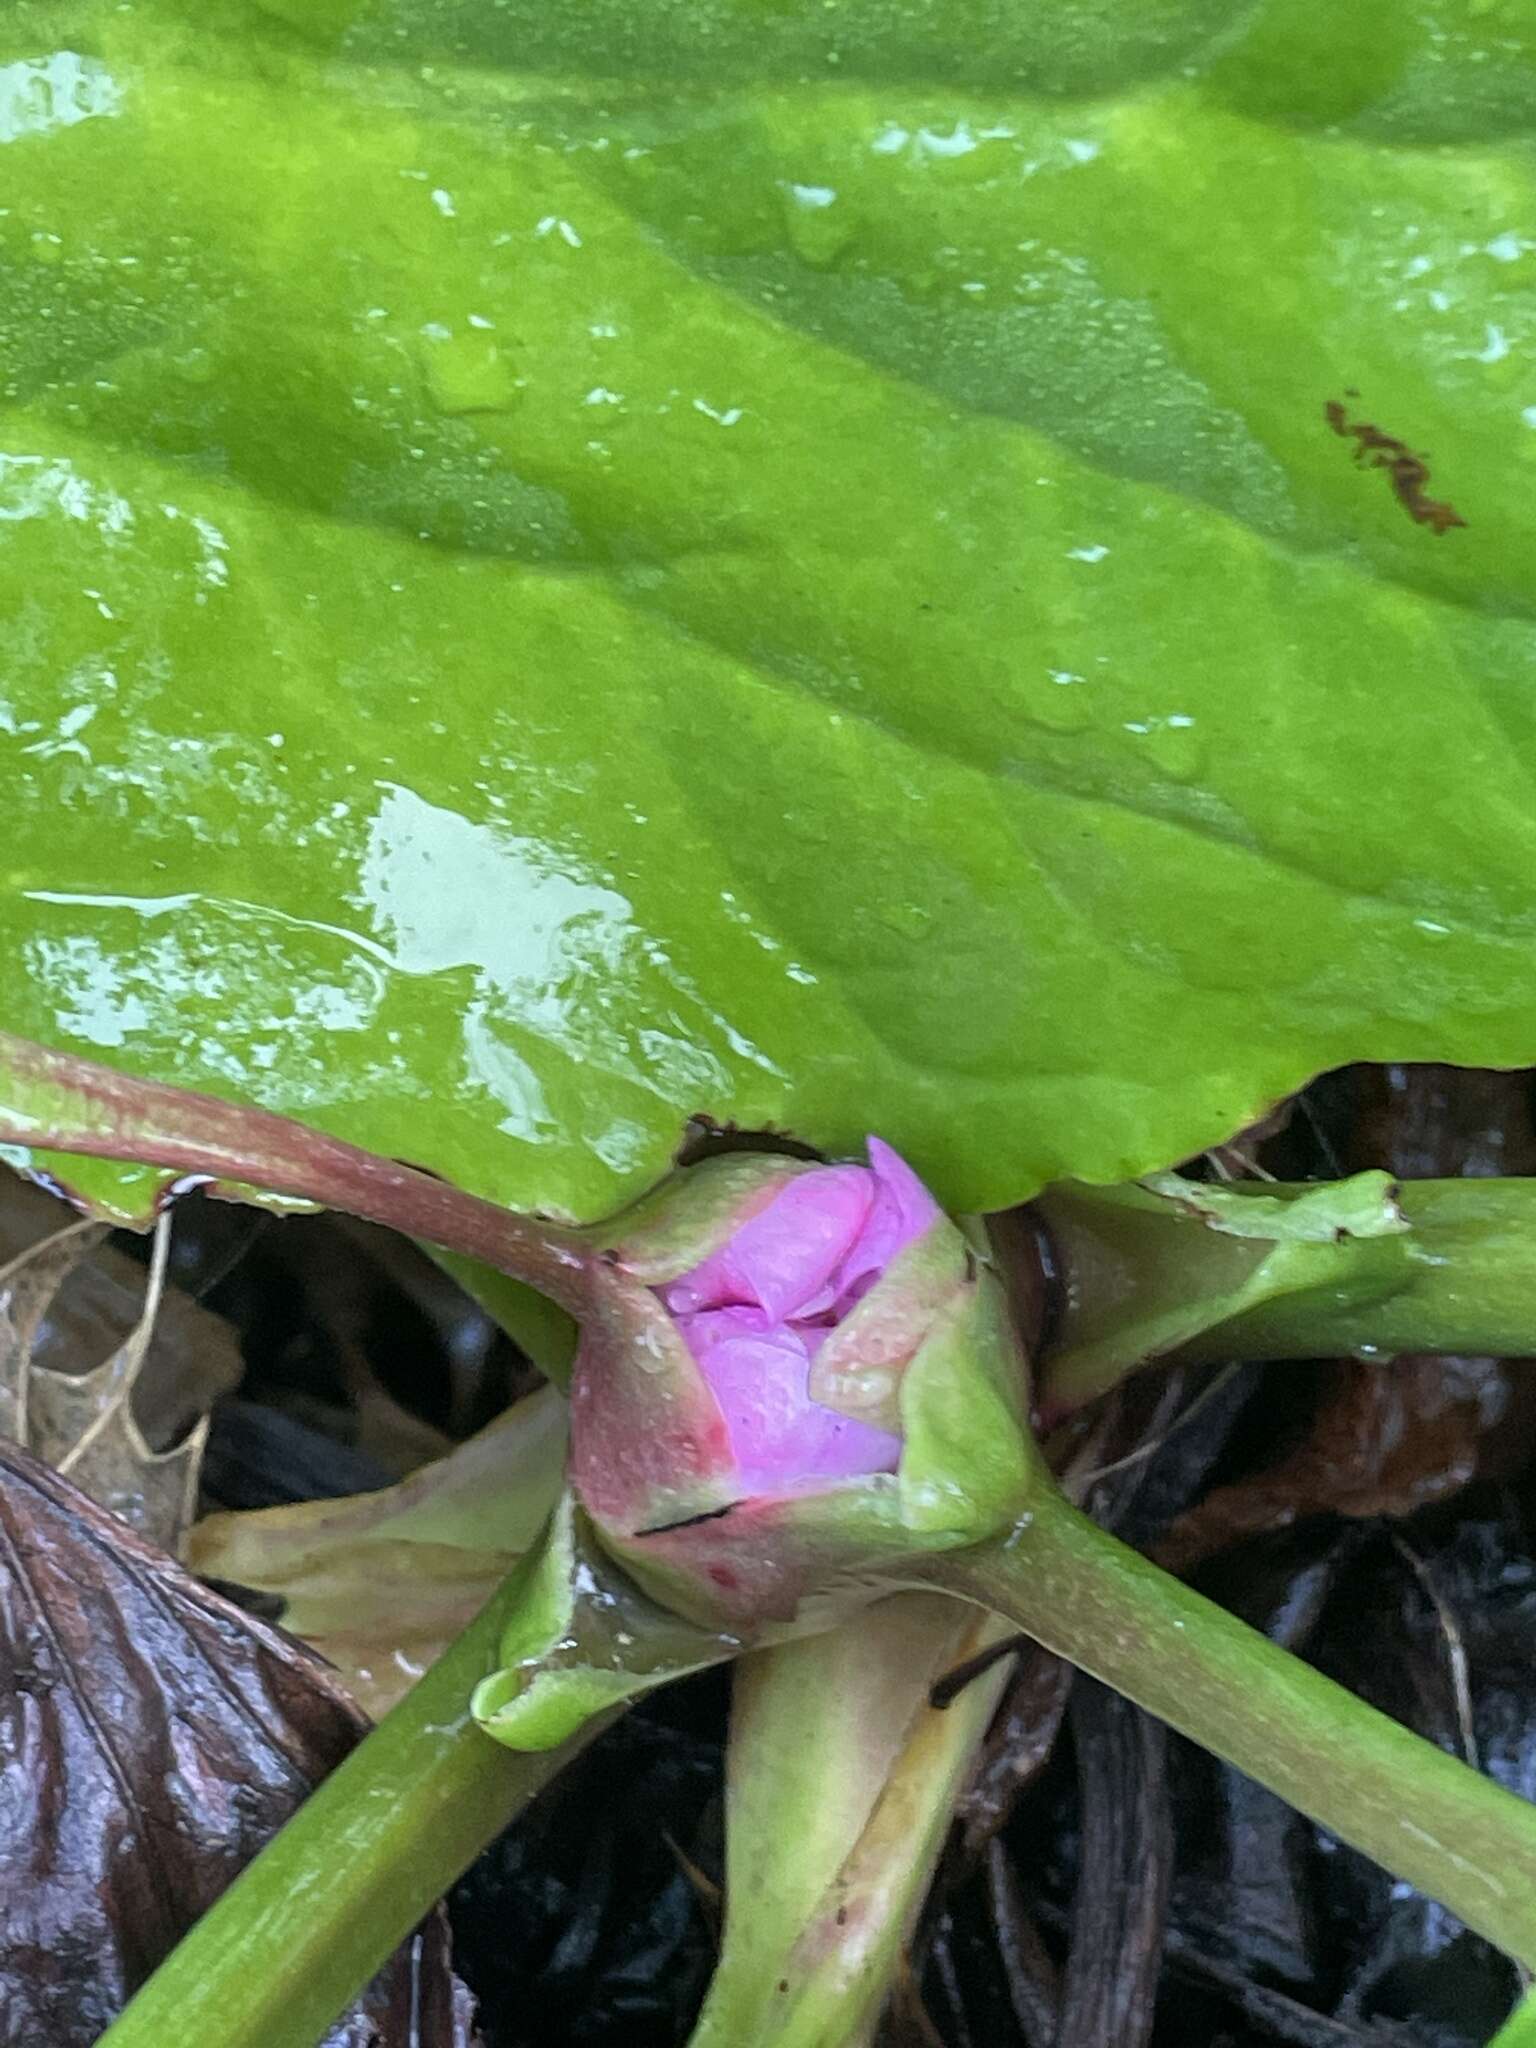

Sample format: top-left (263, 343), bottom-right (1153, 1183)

top-left (0, 1213), bottom-right (104, 1442)
top-left (0, 1173), bottom-right (242, 1548)
top-left (1155, 1355), bottom-right (1509, 1577)
top-left (0, 1436), bottom-right (475, 2045)
top-left (1054, 1682), bottom-right (1171, 2048)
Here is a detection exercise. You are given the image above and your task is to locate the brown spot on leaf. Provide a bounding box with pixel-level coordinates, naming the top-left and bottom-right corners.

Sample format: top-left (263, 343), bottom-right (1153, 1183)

top-left (1326, 400), bottom-right (1466, 534)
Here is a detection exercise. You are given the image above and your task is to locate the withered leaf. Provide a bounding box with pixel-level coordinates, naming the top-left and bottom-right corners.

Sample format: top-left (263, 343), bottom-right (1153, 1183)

top-left (0, 1213), bottom-right (103, 1445)
top-left (1153, 1355), bottom-right (1511, 1577)
top-left (0, 1173), bottom-right (241, 1550)
top-left (189, 1387), bottom-right (566, 1718)
top-left (0, 1437), bottom-right (476, 2046)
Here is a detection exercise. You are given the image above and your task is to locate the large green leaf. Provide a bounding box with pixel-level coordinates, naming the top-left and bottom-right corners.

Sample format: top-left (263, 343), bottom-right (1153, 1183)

top-left (3, 0), bottom-right (1536, 1222)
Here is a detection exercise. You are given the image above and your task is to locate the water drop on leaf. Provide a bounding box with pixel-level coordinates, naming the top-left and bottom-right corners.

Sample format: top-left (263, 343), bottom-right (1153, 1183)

top-left (422, 330), bottom-right (519, 416)
top-left (1143, 715), bottom-right (1204, 781)
top-left (780, 182), bottom-right (853, 269)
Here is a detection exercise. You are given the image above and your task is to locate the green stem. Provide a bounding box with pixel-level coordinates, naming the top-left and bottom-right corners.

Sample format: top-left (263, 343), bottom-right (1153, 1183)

top-left (688, 1600), bottom-right (1014, 2048)
top-left (1038, 1175), bottom-right (1536, 1409)
top-left (912, 1487), bottom-right (1536, 1971)
top-left (1490, 1992), bottom-right (1536, 2047)
top-left (1214, 1178), bottom-right (1536, 1359)
top-left (95, 1562), bottom-right (614, 2048)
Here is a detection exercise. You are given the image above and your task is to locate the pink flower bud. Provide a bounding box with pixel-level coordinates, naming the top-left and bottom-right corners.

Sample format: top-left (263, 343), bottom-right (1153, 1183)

top-left (562, 1140), bottom-right (1037, 1637)
top-left (568, 1140), bottom-right (957, 1543)
top-left (656, 1139), bottom-right (940, 1494)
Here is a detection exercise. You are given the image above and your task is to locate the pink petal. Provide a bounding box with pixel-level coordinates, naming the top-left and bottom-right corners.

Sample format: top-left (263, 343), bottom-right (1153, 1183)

top-left (676, 1308), bottom-right (901, 1493)
top-left (661, 1166), bottom-right (873, 1322)
top-left (827, 1138), bottom-right (942, 1315)
top-left (776, 1406), bottom-right (903, 1488)
top-left (650, 1142), bottom-right (942, 1498)
top-left (675, 1304), bottom-right (778, 1359)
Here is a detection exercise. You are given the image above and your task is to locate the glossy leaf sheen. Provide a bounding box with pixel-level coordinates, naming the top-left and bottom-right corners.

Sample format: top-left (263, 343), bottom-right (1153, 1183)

top-left (4, 0), bottom-right (1536, 1221)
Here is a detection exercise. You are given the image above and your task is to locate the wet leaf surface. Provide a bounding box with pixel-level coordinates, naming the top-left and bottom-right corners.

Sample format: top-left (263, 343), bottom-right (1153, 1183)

top-left (0, 1435), bottom-right (475, 2045)
top-left (8, 9), bottom-right (1536, 1231)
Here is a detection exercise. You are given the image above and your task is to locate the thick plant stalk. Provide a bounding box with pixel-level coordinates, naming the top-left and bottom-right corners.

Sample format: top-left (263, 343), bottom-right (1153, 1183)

top-left (689, 1599), bottom-right (1015, 2048)
top-left (93, 1552), bottom-right (614, 2048)
top-left (910, 1486), bottom-right (1536, 1971)
top-left (1038, 1172), bottom-right (1536, 1409)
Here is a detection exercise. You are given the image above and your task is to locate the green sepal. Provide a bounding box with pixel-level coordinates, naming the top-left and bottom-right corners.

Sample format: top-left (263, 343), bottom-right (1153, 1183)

top-left (898, 1255), bottom-right (1040, 1536)
top-left (472, 1490), bottom-right (744, 1751)
top-left (809, 1215), bottom-right (970, 1435)
top-left (600, 1153), bottom-right (819, 1284)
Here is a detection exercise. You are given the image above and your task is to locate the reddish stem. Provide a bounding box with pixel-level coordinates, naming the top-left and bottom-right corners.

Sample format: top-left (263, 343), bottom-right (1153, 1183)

top-left (0, 1031), bottom-right (595, 1314)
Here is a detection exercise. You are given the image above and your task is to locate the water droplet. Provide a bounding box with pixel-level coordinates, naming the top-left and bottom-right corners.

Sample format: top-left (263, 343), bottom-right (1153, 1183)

top-left (779, 182), bottom-right (853, 269)
top-left (174, 346), bottom-right (216, 387)
top-left (815, 1363), bottom-right (899, 1428)
top-left (1142, 714), bottom-right (1204, 781)
top-left (1412, 915), bottom-right (1452, 940)
top-left (878, 901), bottom-right (934, 940)
top-left (902, 266), bottom-right (946, 303)
top-left (1029, 668), bottom-right (1090, 734)
top-left (0, 51), bottom-right (122, 143)
top-left (421, 330), bottom-right (519, 416)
